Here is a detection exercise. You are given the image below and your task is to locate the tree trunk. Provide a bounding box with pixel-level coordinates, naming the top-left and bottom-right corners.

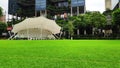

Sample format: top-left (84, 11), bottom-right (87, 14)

top-left (77, 29), bottom-right (80, 36)
top-left (59, 31), bottom-right (62, 39)
top-left (63, 31), bottom-right (66, 37)
top-left (71, 37), bottom-right (73, 40)
top-left (84, 30), bottom-right (86, 35)
top-left (118, 25), bottom-right (120, 37)
top-left (92, 27), bottom-right (95, 36)
top-left (69, 32), bottom-right (71, 39)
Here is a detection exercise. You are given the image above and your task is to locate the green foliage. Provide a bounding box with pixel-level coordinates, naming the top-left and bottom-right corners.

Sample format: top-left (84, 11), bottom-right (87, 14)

top-left (56, 19), bottom-right (68, 29)
top-left (0, 40), bottom-right (119, 68)
top-left (47, 5), bottom-right (69, 16)
top-left (56, 17), bottom-right (74, 38)
top-left (85, 12), bottom-right (107, 28)
top-left (103, 9), bottom-right (113, 16)
top-left (56, 11), bottom-right (107, 38)
top-left (0, 7), bottom-right (3, 17)
top-left (112, 9), bottom-right (120, 25)
top-left (0, 22), bottom-right (7, 34)
top-left (67, 21), bottom-right (74, 36)
top-left (69, 12), bottom-right (107, 29)
top-left (7, 18), bottom-right (25, 26)
top-left (70, 15), bottom-right (84, 28)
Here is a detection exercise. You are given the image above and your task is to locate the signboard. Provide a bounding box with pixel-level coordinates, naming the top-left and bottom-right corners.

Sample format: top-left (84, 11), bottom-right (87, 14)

top-left (8, 0), bottom-right (19, 14)
top-left (71, 0), bottom-right (85, 7)
top-left (35, 0), bottom-right (46, 11)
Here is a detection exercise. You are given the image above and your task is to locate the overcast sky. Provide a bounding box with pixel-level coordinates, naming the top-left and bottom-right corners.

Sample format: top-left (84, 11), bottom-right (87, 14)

top-left (0, 0), bottom-right (8, 13)
top-left (86, 0), bottom-right (105, 13)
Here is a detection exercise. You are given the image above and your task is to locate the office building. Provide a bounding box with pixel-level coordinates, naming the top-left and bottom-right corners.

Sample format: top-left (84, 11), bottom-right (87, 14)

top-left (105, 0), bottom-right (119, 10)
top-left (8, 0), bottom-right (19, 15)
top-left (8, 0), bottom-right (85, 17)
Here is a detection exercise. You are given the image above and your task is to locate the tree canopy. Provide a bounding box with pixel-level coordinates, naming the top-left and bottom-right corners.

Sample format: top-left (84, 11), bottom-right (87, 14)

top-left (112, 8), bottom-right (120, 25)
top-left (0, 7), bottom-right (3, 17)
top-left (0, 22), bottom-right (7, 35)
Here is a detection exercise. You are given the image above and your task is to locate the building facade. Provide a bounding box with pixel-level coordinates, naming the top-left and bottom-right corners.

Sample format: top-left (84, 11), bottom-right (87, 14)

top-left (8, 0), bottom-right (85, 17)
top-left (0, 15), bottom-right (6, 22)
top-left (8, 0), bottom-right (19, 15)
top-left (119, 0), bottom-right (120, 8)
top-left (105, 0), bottom-right (119, 10)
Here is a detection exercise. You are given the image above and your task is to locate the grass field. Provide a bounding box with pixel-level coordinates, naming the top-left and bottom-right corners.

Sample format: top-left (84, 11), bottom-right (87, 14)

top-left (0, 40), bottom-right (120, 68)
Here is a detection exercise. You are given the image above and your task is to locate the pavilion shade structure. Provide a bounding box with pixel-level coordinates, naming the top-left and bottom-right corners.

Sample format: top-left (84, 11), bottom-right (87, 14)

top-left (12, 16), bottom-right (61, 39)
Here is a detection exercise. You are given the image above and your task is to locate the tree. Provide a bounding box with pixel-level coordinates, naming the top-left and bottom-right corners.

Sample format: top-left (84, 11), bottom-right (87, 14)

top-left (71, 16), bottom-right (81, 35)
top-left (84, 12), bottom-right (107, 35)
top-left (112, 9), bottom-right (120, 25)
top-left (112, 9), bottom-right (120, 36)
top-left (67, 21), bottom-right (74, 39)
top-left (103, 9), bottom-right (113, 16)
top-left (0, 22), bottom-right (7, 36)
top-left (76, 14), bottom-right (87, 35)
top-left (0, 7), bottom-right (3, 17)
top-left (89, 12), bottom-right (106, 28)
top-left (55, 18), bottom-right (68, 38)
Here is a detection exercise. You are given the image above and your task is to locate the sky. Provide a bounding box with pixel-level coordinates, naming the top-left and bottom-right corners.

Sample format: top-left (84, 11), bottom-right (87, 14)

top-left (0, 0), bottom-right (8, 14)
top-left (86, 0), bottom-right (105, 13)
top-left (0, 0), bottom-right (105, 20)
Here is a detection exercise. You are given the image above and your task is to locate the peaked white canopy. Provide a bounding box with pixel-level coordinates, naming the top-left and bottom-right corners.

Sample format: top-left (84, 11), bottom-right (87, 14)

top-left (12, 16), bottom-right (61, 39)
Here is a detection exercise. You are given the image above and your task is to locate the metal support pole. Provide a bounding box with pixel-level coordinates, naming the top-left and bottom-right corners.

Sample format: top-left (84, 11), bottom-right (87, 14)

top-left (41, 27), bottom-right (42, 40)
top-left (27, 28), bottom-right (29, 40)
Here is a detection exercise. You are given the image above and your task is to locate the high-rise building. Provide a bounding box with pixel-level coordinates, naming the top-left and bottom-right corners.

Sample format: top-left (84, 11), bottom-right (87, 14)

top-left (119, 0), bottom-right (120, 8)
top-left (105, 0), bottom-right (119, 10)
top-left (8, 0), bottom-right (85, 17)
top-left (8, 0), bottom-right (19, 15)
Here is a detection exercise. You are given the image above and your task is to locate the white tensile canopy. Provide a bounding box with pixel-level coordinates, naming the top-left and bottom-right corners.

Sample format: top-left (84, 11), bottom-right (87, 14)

top-left (12, 16), bottom-right (61, 39)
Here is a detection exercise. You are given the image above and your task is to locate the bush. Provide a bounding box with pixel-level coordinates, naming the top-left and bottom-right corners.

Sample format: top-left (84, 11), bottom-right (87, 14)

top-left (0, 22), bottom-right (7, 36)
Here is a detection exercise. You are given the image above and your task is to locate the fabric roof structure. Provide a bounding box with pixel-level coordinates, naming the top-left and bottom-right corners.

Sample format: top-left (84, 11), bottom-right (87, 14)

top-left (12, 16), bottom-right (61, 39)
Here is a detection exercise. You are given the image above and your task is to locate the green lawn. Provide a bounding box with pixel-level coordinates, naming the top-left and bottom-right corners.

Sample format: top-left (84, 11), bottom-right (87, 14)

top-left (0, 40), bottom-right (120, 68)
